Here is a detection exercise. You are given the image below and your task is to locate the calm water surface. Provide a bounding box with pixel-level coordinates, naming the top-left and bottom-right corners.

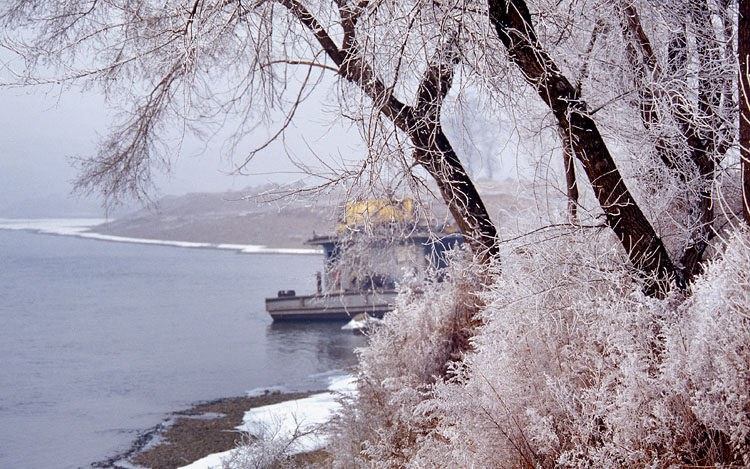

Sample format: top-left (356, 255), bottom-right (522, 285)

top-left (0, 229), bottom-right (365, 469)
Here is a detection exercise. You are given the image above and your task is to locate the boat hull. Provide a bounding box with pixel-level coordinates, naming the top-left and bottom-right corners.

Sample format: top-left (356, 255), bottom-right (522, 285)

top-left (265, 290), bottom-right (397, 321)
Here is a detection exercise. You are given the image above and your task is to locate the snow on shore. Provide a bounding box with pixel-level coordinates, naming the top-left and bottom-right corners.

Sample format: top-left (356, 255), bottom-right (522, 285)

top-left (179, 375), bottom-right (356, 469)
top-left (0, 217), bottom-right (107, 234)
top-left (0, 218), bottom-right (321, 255)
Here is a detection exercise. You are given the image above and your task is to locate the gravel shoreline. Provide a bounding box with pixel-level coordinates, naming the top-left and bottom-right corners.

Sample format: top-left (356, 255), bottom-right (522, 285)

top-left (96, 391), bottom-right (328, 469)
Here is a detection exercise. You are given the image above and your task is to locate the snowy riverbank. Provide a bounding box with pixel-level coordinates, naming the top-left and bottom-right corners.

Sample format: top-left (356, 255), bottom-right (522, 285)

top-left (183, 375), bottom-right (356, 469)
top-left (0, 218), bottom-right (322, 255)
top-left (107, 374), bottom-right (358, 468)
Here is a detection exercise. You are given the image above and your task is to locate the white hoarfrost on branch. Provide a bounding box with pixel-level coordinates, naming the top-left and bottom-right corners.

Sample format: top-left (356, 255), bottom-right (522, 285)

top-left (4, 0), bottom-right (750, 467)
top-left (331, 226), bottom-right (750, 467)
top-left (662, 227), bottom-right (750, 464)
top-left (327, 253), bottom-right (488, 467)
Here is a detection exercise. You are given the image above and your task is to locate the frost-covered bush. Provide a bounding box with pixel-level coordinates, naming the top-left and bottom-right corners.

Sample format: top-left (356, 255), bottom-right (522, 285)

top-left (222, 420), bottom-right (315, 469)
top-left (415, 230), bottom-right (680, 468)
top-left (222, 434), bottom-right (294, 469)
top-left (331, 226), bottom-right (750, 468)
top-left (329, 252), bottom-right (487, 467)
top-left (662, 227), bottom-right (750, 465)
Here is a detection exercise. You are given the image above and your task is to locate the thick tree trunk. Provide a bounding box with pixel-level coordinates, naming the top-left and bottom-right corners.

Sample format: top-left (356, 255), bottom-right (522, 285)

top-left (559, 128), bottom-right (579, 221)
top-left (410, 41), bottom-right (499, 263)
top-left (412, 127), bottom-right (500, 263)
top-left (741, 0), bottom-right (750, 224)
top-left (488, 0), bottom-right (682, 291)
top-left (281, 0), bottom-right (500, 263)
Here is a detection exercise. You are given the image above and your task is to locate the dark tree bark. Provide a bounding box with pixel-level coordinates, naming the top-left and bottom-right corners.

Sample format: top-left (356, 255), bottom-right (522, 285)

top-left (487, 0), bottom-right (682, 291)
top-left (280, 0), bottom-right (499, 263)
top-left (411, 44), bottom-right (500, 263)
top-left (620, 3), bottom-right (719, 278)
top-left (559, 129), bottom-right (579, 221)
top-left (741, 0), bottom-right (750, 223)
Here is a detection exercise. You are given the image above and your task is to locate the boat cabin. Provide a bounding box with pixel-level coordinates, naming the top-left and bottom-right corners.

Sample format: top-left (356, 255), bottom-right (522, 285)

top-left (264, 198), bottom-right (463, 321)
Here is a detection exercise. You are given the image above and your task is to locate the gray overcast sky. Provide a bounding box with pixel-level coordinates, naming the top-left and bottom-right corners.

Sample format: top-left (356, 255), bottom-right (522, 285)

top-left (0, 76), bottom-right (366, 216)
top-left (0, 45), bottom-right (520, 218)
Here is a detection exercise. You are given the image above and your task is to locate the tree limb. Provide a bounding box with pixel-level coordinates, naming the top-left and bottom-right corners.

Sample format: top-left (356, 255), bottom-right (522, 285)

top-left (277, 0), bottom-right (499, 262)
top-left (488, 0), bottom-right (682, 292)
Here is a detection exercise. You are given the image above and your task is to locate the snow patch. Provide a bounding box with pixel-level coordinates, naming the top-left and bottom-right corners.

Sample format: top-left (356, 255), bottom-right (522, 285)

top-left (341, 313), bottom-right (383, 331)
top-left (178, 375), bottom-right (356, 469)
top-left (0, 217), bottom-right (106, 234)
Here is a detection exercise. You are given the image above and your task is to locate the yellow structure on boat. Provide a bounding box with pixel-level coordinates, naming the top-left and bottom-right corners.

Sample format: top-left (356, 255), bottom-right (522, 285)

top-left (339, 198), bottom-right (414, 230)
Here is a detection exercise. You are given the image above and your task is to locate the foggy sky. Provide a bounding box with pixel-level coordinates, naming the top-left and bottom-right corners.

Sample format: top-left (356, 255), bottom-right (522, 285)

top-left (0, 54), bottom-right (519, 218)
top-left (0, 79), bottom-right (366, 217)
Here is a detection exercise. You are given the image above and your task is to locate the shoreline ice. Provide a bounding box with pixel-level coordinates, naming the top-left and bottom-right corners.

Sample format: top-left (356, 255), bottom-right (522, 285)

top-left (0, 218), bottom-right (322, 255)
top-left (179, 375), bottom-right (356, 469)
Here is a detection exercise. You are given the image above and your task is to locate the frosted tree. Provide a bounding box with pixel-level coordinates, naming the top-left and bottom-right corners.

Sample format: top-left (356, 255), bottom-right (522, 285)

top-left (325, 1), bottom-right (750, 467)
top-left (0, 1), bottom-right (500, 262)
top-left (5, 2), bottom-right (750, 466)
top-left (3, 0), bottom-right (746, 287)
top-left (485, 0), bottom-right (746, 291)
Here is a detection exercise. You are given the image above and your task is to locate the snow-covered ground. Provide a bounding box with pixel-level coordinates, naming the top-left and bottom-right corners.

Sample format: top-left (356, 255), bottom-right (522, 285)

top-left (179, 375), bottom-right (356, 469)
top-left (0, 218), bottom-right (321, 255)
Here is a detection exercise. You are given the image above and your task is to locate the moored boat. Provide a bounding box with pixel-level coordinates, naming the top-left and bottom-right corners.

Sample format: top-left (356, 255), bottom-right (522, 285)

top-left (264, 198), bottom-right (462, 321)
top-left (265, 289), bottom-right (397, 321)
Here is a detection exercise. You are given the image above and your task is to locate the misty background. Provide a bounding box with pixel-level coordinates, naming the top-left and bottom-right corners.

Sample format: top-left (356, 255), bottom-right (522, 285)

top-left (0, 83), bottom-right (354, 218)
top-left (1, 53), bottom-right (523, 221)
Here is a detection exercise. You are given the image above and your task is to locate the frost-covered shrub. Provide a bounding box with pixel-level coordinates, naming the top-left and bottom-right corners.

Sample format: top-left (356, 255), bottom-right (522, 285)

top-left (662, 227), bottom-right (750, 465)
top-left (222, 434), bottom-right (294, 469)
top-left (222, 419), bottom-right (317, 469)
top-left (419, 228), bottom-right (750, 468)
top-left (329, 252), bottom-right (486, 467)
top-left (331, 226), bottom-right (750, 468)
top-left (413, 230), bottom-right (679, 467)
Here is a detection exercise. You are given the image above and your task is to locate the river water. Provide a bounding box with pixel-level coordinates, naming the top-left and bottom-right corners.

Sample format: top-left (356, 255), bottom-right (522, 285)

top-left (0, 227), bottom-right (365, 469)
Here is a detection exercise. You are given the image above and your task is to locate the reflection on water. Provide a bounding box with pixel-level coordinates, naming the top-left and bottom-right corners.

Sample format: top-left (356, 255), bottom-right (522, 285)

top-left (266, 321), bottom-right (367, 378)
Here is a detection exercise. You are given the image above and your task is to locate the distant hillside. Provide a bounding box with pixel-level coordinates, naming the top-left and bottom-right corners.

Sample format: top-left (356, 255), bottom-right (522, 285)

top-left (0, 192), bottom-right (134, 219)
top-left (91, 180), bottom-right (531, 249)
